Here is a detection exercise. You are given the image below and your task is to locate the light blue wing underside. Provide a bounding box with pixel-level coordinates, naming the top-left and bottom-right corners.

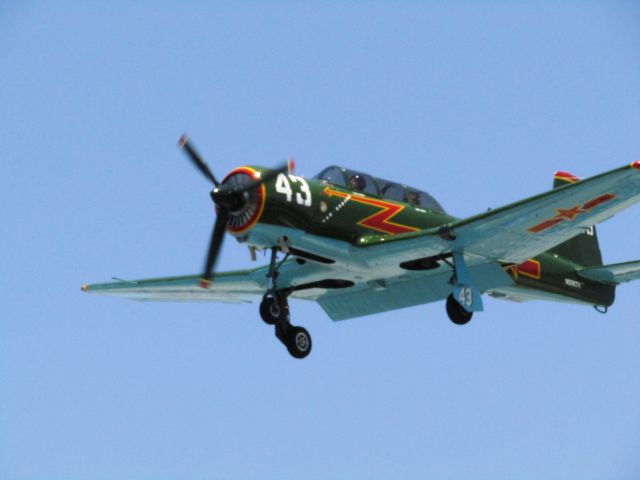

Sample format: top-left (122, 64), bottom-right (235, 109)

top-left (82, 258), bottom-right (513, 320)
top-left (82, 270), bottom-right (264, 303)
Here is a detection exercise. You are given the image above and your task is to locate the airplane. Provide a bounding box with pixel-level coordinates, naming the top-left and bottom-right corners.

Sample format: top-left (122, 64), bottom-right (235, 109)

top-left (82, 135), bottom-right (640, 359)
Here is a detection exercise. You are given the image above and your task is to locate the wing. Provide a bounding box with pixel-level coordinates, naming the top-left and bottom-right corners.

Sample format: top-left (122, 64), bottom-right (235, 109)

top-left (577, 260), bottom-right (640, 285)
top-left (82, 255), bottom-right (514, 320)
top-left (358, 162), bottom-right (640, 265)
top-left (82, 260), bottom-right (359, 304)
top-left (81, 269), bottom-right (265, 303)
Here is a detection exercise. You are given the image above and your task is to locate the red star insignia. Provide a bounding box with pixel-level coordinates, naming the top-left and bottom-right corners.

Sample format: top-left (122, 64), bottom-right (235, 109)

top-left (554, 205), bottom-right (583, 221)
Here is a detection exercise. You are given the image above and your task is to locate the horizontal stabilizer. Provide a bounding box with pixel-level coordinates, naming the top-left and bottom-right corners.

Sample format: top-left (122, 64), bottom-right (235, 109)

top-left (577, 260), bottom-right (640, 285)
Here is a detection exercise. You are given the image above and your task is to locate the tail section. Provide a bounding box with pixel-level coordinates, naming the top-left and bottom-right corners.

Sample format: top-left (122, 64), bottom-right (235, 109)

top-left (547, 171), bottom-right (603, 267)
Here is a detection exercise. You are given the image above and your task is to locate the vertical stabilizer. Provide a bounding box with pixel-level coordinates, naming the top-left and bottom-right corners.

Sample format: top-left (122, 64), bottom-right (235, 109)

top-left (547, 171), bottom-right (603, 267)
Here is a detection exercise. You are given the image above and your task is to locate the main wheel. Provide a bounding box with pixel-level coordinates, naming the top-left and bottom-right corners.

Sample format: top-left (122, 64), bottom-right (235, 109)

top-left (286, 326), bottom-right (312, 359)
top-left (260, 293), bottom-right (287, 325)
top-left (446, 293), bottom-right (473, 325)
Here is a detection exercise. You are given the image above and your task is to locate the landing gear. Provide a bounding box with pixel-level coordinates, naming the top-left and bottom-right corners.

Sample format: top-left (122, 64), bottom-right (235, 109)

top-left (259, 292), bottom-right (287, 325)
top-left (444, 252), bottom-right (482, 325)
top-left (262, 291), bottom-right (312, 359)
top-left (261, 245), bottom-right (313, 359)
top-left (446, 293), bottom-right (473, 325)
top-left (276, 324), bottom-right (312, 359)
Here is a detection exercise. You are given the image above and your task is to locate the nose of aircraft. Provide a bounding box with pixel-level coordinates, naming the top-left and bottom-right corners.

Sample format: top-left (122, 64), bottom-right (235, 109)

top-left (178, 134), bottom-right (288, 285)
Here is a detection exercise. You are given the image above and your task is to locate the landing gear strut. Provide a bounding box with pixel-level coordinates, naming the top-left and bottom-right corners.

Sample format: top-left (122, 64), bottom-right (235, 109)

top-left (260, 246), bottom-right (312, 359)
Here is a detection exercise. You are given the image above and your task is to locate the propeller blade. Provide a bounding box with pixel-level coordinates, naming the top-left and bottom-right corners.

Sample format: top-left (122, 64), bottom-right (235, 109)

top-left (178, 134), bottom-right (220, 187)
top-left (200, 207), bottom-right (230, 287)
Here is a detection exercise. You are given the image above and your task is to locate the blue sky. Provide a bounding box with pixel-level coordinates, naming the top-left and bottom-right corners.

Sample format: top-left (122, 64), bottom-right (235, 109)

top-left (2, 2), bottom-right (640, 479)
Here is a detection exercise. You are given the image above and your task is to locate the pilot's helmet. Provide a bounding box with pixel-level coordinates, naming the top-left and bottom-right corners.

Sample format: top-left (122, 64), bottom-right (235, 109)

top-left (349, 174), bottom-right (366, 191)
top-left (406, 191), bottom-right (421, 206)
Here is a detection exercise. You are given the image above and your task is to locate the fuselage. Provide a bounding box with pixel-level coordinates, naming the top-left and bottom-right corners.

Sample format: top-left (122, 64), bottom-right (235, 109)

top-left (221, 165), bottom-right (615, 308)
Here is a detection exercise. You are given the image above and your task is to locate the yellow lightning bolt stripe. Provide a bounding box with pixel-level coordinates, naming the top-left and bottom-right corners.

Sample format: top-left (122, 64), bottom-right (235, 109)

top-left (323, 187), bottom-right (419, 235)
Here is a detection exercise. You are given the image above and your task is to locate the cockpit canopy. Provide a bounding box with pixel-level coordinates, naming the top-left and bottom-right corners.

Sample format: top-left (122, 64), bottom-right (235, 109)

top-left (313, 166), bottom-right (445, 212)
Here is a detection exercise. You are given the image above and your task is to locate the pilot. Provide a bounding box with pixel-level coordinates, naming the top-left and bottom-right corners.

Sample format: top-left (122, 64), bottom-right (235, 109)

top-left (349, 174), bottom-right (366, 191)
top-left (406, 191), bottom-right (421, 206)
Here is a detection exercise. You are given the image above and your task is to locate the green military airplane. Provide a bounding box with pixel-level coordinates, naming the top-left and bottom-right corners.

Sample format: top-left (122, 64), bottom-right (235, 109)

top-left (82, 135), bottom-right (640, 358)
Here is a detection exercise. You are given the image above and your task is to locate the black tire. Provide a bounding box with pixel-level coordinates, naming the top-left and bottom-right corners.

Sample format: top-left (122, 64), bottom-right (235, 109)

top-left (286, 326), bottom-right (312, 359)
top-left (260, 294), bottom-right (286, 325)
top-left (446, 293), bottom-right (473, 325)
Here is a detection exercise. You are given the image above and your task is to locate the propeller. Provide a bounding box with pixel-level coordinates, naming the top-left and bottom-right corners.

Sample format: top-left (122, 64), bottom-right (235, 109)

top-left (178, 134), bottom-right (288, 287)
